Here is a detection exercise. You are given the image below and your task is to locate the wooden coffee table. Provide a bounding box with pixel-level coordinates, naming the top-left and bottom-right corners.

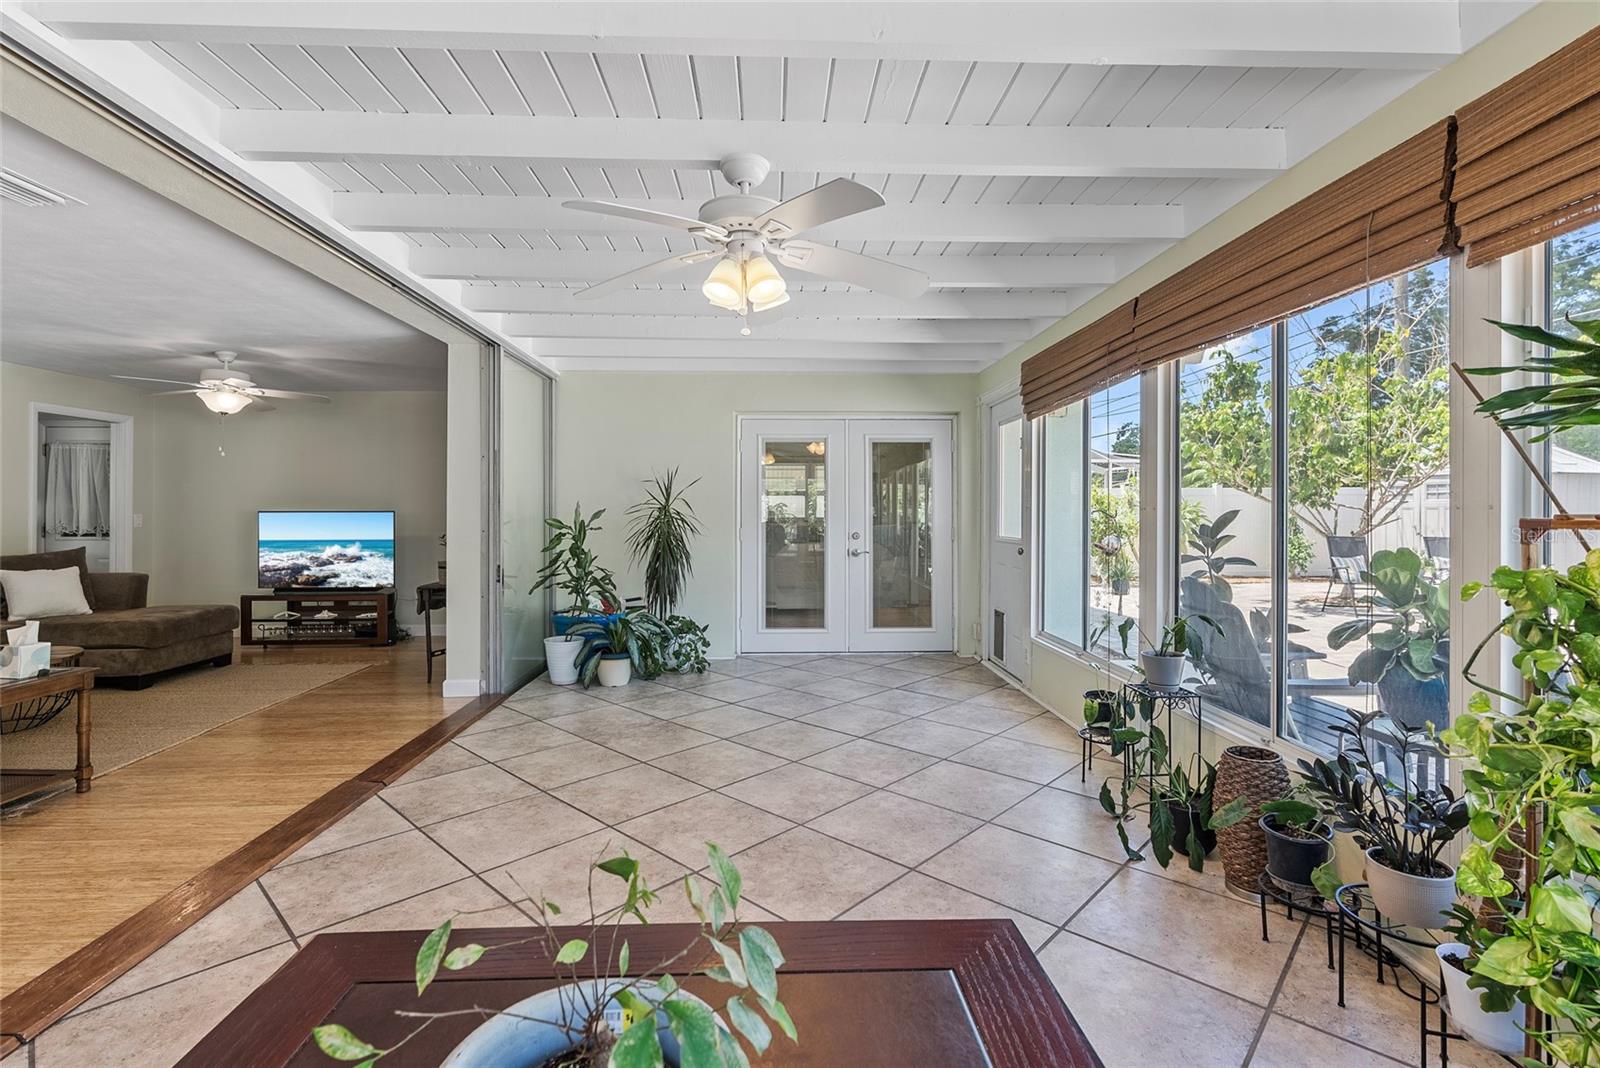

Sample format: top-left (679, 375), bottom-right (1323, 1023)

top-left (180, 919), bottom-right (1102, 1066)
top-left (0, 667), bottom-right (95, 805)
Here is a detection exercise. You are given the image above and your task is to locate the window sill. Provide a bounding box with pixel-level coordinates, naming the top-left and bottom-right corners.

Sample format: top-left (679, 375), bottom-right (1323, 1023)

top-left (1031, 632), bottom-right (1139, 684)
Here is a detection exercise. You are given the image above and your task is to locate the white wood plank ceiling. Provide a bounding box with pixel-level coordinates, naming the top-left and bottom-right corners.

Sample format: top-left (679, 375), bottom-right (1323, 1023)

top-left (28, 2), bottom-right (1532, 373)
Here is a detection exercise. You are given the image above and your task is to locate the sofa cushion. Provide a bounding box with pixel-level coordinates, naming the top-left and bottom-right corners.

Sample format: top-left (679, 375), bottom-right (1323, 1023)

top-left (0, 567), bottom-right (93, 618)
top-left (0, 547), bottom-right (95, 612)
top-left (29, 604), bottom-right (240, 650)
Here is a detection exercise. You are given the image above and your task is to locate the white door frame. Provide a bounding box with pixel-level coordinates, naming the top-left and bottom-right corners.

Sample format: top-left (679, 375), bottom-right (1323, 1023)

top-left (980, 385), bottom-right (1032, 685)
top-left (737, 413), bottom-right (957, 654)
top-left (27, 402), bottom-right (134, 571)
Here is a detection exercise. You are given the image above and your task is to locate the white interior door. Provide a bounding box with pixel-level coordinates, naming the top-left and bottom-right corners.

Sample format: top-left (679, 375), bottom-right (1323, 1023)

top-left (847, 419), bottom-right (954, 652)
top-left (987, 396), bottom-right (1031, 683)
top-left (740, 417), bottom-right (953, 653)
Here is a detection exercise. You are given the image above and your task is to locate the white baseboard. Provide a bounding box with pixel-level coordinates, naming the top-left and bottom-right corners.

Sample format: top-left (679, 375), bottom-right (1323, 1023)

top-left (442, 677), bottom-right (484, 698)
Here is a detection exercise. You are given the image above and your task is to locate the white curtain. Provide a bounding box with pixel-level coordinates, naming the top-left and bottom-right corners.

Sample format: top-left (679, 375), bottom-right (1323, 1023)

top-left (43, 441), bottom-right (111, 537)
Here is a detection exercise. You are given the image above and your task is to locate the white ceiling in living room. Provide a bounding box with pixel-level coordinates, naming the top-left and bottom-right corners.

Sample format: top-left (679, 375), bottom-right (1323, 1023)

top-left (0, 119), bottom-right (446, 391)
top-left (18, 1), bottom-right (1535, 373)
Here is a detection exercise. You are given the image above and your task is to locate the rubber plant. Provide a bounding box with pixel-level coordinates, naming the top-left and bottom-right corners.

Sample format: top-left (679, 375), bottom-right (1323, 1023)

top-left (533, 505), bottom-right (621, 615)
top-left (1326, 546), bottom-right (1450, 692)
top-left (311, 843), bottom-right (797, 1067)
top-left (626, 470), bottom-right (704, 618)
top-left (1437, 557), bottom-right (1600, 1068)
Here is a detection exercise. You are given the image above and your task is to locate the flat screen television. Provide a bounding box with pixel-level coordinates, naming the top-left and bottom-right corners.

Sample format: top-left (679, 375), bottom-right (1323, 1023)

top-left (258, 510), bottom-right (395, 590)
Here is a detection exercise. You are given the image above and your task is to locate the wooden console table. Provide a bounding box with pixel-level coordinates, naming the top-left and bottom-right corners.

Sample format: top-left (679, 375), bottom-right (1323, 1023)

top-left (0, 667), bottom-right (95, 805)
top-left (240, 590), bottom-right (395, 648)
top-left (180, 919), bottom-right (1101, 1067)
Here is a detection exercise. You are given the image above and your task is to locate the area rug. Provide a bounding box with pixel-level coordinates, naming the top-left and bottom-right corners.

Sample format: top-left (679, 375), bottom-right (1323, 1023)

top-left (0, 661), bottom-right (370, 779)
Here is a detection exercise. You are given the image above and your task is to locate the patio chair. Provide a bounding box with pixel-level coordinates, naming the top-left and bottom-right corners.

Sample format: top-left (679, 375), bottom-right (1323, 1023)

top-left (1424, 535), bottom-right (1450, 570)
top-left (1321, 534), bottom-right (1371, 611)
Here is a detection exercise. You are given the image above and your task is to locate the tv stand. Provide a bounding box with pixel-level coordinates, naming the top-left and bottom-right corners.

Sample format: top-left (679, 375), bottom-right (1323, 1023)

top-left (241, 590), bottom-right (396, 648)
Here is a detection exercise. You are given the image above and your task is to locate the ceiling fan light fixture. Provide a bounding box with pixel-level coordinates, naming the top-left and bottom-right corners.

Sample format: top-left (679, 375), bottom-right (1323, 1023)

top-left (750, 291), bottom-right (790, 314)
top-left (744, 254), bottom-right (786, 306)
top-left (702, 257), bottom-right (744, 310)
top-left (200, 389), bottom-right (252, 415)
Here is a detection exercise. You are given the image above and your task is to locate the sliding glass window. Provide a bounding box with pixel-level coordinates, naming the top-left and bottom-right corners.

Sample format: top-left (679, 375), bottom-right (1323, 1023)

top-left (1540, 222), bottom-right (1600, 569)
top-left (1088, 381), bottom-right (1142, 659)
top-left (1040, 402), bottom-right (1087, 648)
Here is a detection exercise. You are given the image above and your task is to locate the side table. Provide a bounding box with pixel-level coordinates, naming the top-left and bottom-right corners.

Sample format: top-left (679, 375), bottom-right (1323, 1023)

top-left (0, 667), bottom-right (96, 804)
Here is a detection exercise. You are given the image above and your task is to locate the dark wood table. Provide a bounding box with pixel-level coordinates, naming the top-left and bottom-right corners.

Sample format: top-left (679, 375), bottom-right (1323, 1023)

top-left (0, 666), bottom-right (95, 805)
top-left (179, 919), bottom-right (1101, 1067)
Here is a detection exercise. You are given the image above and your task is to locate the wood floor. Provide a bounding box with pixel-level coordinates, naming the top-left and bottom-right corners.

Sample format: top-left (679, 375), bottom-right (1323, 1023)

top-left (0, 642), bottom-right (471, 1003)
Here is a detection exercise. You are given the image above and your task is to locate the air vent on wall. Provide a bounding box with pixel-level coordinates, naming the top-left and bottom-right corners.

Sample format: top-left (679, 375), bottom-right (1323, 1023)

top-left (0, 168), bottom-right (82, 207)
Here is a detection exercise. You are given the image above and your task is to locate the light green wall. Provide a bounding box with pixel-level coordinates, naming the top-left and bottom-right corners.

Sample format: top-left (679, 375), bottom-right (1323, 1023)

top-left (2, 362), bottom-right (446, 626)
top-left (0, 363), bottom-right (156, 571)
top-left (979, 0), bottom-right (1600, 396)
top-left (553, 372), bottom-right (981, 659)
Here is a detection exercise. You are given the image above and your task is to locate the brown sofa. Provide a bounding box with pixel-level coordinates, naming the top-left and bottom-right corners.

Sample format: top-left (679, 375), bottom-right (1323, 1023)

top-left (1, 548), bottom-right (239, 688)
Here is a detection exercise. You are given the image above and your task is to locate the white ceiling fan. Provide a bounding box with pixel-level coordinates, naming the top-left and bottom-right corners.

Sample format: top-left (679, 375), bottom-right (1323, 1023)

top-left (112, 351), bottom-right (330, 415)
top-left (565, 154), bottom-right (929, 325)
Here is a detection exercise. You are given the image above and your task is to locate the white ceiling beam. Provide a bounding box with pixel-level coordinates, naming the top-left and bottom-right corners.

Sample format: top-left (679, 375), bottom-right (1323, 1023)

top-left (518, 339), bottom-right (998, 362)
top-left (412, 248), bottom-right (1116, 288)
top-left (334, 195), bottom-right (1186, 244)
top-left (501, 315), bottom-right (1033, 343)
top-left (32, 2), bottom-right (1468, 68)
top-left (460, 287), bottom-right (1095, 319)
top-left (220, 113), bottom-right (1286, 179)
top-left (543, 357), bottom-right (991, 375)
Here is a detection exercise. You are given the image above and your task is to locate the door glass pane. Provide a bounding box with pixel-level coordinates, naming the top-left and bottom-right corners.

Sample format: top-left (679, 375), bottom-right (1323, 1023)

top-left (762, 440), bottom-right (827, 629)
top-left (996, 417), bottom-right (1023, 539)
top-left (1040, 402), bottom-right (1086, 647)
top-left (871, 439), bottom-right (933, 629)
top-left (1177, 326), bottom-right (1274, 727)
top-left (499, 355), bottom-right (548, 690)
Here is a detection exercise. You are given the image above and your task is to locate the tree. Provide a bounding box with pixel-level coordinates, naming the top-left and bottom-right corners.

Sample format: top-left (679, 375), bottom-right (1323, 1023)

top-left (1177, 266), bottom-right (1451, 539)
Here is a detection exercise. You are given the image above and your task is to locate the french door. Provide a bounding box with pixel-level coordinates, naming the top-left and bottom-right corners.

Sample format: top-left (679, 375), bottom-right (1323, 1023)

top-left (739, 417), bottom-right (954, 653)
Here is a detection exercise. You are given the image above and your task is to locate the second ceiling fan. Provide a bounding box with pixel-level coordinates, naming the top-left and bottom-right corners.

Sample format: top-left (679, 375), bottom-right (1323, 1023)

top-left (564, 154), bottom-right (929, 322)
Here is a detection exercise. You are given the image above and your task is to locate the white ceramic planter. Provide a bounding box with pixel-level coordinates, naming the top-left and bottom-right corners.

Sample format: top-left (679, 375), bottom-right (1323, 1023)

top-left (444, 979), bottom-right (703, 1067)
top-left (597, 654), bottom-right (632, 687)
top-left (1436, 944), bottom-right (1526, 1054)
top-left (544, 636), bottom-right (583, 685)
top-left (1365, 847), bottom-right (1457, 929)
top-left (1140, 652), bottom-right (1187, 689)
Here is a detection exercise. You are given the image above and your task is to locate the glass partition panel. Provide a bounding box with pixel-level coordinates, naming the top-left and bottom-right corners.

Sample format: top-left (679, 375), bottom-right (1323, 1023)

top-left (763, 440), bottom-right (828, 629)
top-left (498, 353), bottom-right (549, 691)
top-left (1041, 402), bottom-right (1086, 647)
top-left (1176, 326), bottom-right (1275, 727)
top-left (871, 440), bottom-right (933, 629)
top-left (1283, 261), bottom-right (1450, 766)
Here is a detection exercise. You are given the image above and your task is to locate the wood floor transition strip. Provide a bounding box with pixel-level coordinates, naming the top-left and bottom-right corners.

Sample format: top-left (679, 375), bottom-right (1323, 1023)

top-left (0, 690), bottom-right (505, 1051)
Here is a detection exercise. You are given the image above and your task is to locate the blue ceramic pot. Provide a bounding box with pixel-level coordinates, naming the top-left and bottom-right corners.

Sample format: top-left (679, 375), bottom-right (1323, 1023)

top-left (442, 980), bottom-right (701, 1067)
top-left (552, 611), bottom-right (622, 636)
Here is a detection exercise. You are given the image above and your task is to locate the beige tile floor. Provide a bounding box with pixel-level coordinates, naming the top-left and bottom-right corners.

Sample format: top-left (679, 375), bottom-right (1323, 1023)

top-left (7, 653), bottom-right (1503, 1067)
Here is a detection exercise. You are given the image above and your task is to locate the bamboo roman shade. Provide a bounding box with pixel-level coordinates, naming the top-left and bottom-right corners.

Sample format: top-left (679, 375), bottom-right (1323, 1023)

top-left (1021, 300), bottom-right (1136, 420)
top-left (1454, 26), bottom-right (1600, 267)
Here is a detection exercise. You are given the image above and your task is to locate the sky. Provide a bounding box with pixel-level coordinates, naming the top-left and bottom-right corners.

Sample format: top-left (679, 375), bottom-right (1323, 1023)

top-left (259, 511), bottom-right (394, 541)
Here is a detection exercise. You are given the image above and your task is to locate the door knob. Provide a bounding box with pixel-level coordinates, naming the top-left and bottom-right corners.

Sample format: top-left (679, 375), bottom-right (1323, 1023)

top-left (849, 548), bottom-right (870, 557)
top-left (1016, 547), bottom-right (1025, 556)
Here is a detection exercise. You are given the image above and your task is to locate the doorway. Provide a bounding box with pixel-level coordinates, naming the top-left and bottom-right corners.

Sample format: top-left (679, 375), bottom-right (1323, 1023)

top-left (28, 403), bottom-right (133, 572)
top-left (738, 417), bottom-right (954, 653)
top-left (987, 395), bottom-right (1031, 685)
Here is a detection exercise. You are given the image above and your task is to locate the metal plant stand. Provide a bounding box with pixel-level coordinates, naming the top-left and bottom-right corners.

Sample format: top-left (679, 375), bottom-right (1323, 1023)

top-left (1256, 873), bottom-right (1339, 970)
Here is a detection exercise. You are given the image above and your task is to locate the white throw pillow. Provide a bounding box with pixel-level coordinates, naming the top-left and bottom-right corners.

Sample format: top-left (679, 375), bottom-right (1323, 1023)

top-left (0, 567), bottom-right (92, 618)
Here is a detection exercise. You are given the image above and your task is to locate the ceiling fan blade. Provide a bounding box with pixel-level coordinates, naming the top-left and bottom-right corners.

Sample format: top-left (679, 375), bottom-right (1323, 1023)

top-left (576, 249), bottom-right (722, 300)
top-left (754, 179), bottom-right (885, 238)
top-left (110, 375), bottom-right (208, 389)
top-left (250, 388), bottom-right (331, 402)
top-left (563, 200), bottom-right (729, 241)
top-left (774, 241), bottom-right (929, 300)
top-left (246, 399), bottom-right (277, 412)
top-left (150, 389), bottom-right (204, 397)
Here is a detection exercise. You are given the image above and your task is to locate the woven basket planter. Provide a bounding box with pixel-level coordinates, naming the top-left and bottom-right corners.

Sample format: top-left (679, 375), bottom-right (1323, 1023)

top-left (1214, 745), bottom-right (1289, 895)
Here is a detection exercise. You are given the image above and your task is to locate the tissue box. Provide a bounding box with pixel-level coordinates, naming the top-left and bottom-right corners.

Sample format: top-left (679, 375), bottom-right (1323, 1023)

top-left (0, 643), bottom-right (52, 680)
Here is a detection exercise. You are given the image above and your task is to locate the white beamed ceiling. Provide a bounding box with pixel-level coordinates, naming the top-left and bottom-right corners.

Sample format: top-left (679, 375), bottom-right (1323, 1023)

top-left (28, 1), bottom-right (1532, 372)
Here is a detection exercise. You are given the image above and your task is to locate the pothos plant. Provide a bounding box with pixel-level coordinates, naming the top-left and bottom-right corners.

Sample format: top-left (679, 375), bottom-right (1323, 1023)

top-left (534, 506), bottom-right (621, 615)
top-left (311, 843), bottom-right (796, 1068)
top-left (1438, 557), bottom-right (1600, 1068)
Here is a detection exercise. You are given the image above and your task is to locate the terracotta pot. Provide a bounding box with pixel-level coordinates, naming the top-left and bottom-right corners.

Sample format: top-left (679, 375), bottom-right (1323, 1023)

top-left (1213, 745), bottom-right (1290, 895)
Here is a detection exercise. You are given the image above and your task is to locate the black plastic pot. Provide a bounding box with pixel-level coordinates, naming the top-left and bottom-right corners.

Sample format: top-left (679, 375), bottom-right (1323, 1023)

top-left (1082, 689), bottom-right (1118, 726)
top-left (1167, 800), bottom-right (1216, 857)
top-left (1260, 814), bottom-right (1332, 889)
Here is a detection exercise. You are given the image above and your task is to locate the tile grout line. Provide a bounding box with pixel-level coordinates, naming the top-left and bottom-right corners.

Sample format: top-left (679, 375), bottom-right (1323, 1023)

top-left (1241, 920), bottom-right (1311, 1066)
top-left (255, 881), bottom-right (303, 951)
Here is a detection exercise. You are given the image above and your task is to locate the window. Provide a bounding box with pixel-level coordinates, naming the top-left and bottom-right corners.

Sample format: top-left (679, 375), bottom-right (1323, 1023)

top-left (1283, 261), bottom-right (1451, 753)
top-left (1541, 221), bottom-right (1600, 569)
top-left (996, 416), bottom-right (1023, 540)
top-left (1040, 402), bottom-right (1086, 647)
top-left (1176, 326), bottom-right (1274, 727)
top-left (1087, 381), bottom-right (1142, 658)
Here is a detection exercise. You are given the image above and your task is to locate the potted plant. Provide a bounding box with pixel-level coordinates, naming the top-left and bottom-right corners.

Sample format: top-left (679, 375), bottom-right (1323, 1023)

top-left (312, 843), bottom-right (797, 1067)
top-left (1180, 508), bottom-right (1255, 603)
top-left (1257, 795), bottom-right (1333, 892)
top-left (1432, 932), bottom-right (1528, 1056)
top-left (1105, 551), bottom-right (1135, 598)
top-left (626, 470), bottom-right (703, 618)
top-left (1326, 546), bottom-right (1451, 732)
top-left (1098, 613), bottom-right (1220, 689)
top-left (1298, 707), bottom-right (1468, 928)
top-left (569, 608), bottom-right (674, 689)
top-left (532, 505), bottom-right (622, 636)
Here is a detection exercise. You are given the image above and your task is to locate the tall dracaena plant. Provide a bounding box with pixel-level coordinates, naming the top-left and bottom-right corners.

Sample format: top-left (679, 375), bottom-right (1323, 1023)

top-left (626, 469), bottom-right (703, 618)
top-left (1439, 557), bottom-right (1600, 1068)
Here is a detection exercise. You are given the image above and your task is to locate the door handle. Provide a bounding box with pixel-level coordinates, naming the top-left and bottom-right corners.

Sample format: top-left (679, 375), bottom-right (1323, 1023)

top-left (849, 548), bottom-right (870, 557)
top-left (1016, 547), bottom-right (1025, 556)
